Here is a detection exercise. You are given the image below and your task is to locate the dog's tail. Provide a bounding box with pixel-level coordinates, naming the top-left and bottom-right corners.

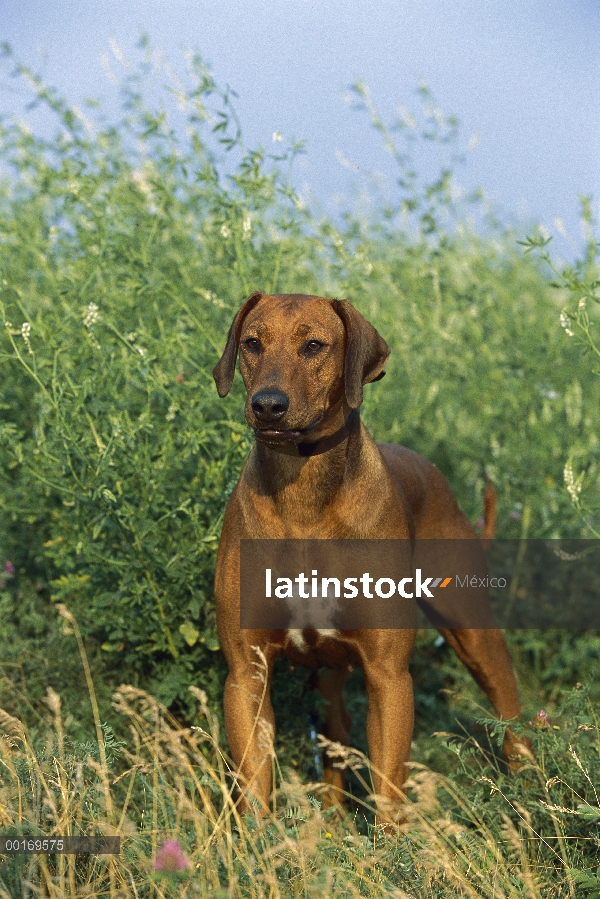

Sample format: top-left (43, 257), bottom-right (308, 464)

top-left (480, 477), bottom-right (497, 551)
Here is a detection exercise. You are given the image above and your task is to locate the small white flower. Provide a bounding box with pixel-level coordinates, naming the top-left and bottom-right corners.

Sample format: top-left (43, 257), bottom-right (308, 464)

top-left (578, 298), bottom-right (586, 309)
top-left (131, 170), bottom-right (158, 213)
top-left (126, 332), bottom-right (137, 343)
top-left (21, 322), bottom-right (32, 353)
top-left (83, 303), bottom-right (99, 328)
top-left (220, 224), bottom-right (231, 239)
top-left (272, 131), bottom-right (282, 142)
top-left (242, 212), bottom-right (251, 237)
top-left (136, 346), bottom-right (145, 357)
top-left (131, 170), bottom-right (149, 192)
top-left (560, 311), bottom-right (574, 336)
top-left (166, 404), bottom-right (178, 421)
top-left (564, 460), bottom-right (582, 502)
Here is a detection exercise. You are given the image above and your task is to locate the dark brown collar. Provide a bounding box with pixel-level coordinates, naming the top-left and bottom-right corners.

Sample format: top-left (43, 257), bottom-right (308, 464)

top-left (255, 409), bottom-right (361, 457)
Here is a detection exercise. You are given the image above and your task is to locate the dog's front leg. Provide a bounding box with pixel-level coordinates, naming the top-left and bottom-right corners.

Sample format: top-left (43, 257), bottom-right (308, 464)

top-left (359, 633), bottom-right (416, 824)
top-left (216, 539), bottom-right (277, 815)
top-left (223, 659), bottom-right (276, 815)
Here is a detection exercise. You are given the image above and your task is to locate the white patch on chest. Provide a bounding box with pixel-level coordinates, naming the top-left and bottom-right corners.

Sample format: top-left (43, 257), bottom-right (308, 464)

top-left (287, 628), bottom-right (340, 652)
top-left (284, 579), bottom-right (340, 651)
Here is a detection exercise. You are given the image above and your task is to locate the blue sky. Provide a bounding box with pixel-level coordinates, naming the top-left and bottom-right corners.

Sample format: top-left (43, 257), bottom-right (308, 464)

top-left (2, 0), bottom-right (599, 259)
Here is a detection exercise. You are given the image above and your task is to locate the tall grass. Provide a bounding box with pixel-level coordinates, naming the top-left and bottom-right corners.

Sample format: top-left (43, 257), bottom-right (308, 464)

top-left (2, 630), bottom-right (600, 897)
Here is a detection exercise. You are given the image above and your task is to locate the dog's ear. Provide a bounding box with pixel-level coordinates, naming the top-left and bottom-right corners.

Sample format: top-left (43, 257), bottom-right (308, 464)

top-left (332, 299), bottom-right (390, 409)
top-left (212, 291), bottom-right (264, 397)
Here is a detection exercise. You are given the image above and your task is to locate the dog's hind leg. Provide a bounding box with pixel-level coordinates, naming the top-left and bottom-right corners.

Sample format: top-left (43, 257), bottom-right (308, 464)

top-left (436, 627), bottom-right (533, 768)
top-left (317, 668), bottom-right (352, 806)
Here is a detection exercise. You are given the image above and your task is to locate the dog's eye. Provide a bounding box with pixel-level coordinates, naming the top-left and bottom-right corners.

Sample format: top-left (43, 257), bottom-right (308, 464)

top-left (305, 340), bottom-right (324, 354)
top-left (244, 337), bottom-right (261, 351)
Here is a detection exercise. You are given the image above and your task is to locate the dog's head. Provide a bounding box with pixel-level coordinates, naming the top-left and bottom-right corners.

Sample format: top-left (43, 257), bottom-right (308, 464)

top-left (212, 291), bottom-right (389, 444)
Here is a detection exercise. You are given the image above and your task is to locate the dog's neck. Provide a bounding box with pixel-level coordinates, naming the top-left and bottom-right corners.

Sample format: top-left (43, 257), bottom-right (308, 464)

top-left (245, 405), bottom-right (381, 534)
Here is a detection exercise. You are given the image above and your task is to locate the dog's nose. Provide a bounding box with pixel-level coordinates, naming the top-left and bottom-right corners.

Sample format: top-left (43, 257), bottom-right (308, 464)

top-left (251, 389), bottom-right (290, 422)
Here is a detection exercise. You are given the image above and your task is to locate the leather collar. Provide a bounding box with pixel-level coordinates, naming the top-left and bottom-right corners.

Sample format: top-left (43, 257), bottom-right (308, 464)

top-left (254, 409), bottom-right (361, 457)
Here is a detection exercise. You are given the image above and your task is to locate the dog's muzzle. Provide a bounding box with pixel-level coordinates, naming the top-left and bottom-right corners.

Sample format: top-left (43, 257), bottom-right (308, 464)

top-left (254, 409), bottom-right (360, 457)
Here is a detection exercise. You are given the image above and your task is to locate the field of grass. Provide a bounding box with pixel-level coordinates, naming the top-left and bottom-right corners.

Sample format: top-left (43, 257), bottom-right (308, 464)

top-left (2, 622), bottom-right (600, 898)
top-left (1, 43), bottom-right (600, 896)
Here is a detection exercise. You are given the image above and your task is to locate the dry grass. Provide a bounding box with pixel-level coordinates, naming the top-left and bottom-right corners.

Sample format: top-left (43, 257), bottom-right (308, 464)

top-left (0, 631), bottom-right (580, 898)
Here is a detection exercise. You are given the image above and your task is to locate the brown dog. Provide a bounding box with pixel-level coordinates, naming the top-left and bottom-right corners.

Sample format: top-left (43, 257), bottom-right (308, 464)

top-left (213, 291), bottom-right (530, 822)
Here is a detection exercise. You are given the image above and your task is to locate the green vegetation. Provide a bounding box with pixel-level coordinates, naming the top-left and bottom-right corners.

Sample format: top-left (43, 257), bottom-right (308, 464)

top-left (0, 42), bottom-right (599, 896)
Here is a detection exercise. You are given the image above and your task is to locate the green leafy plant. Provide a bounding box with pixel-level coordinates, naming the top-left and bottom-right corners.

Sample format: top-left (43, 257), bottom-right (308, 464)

top-left (519, 200), bottom-right (600, 538)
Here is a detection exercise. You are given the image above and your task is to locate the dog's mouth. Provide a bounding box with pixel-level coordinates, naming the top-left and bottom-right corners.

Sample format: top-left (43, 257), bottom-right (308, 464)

top-left (255, 429), bottom-right (304, 445)
top-left (254, 417), bottom-right (322, 446)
